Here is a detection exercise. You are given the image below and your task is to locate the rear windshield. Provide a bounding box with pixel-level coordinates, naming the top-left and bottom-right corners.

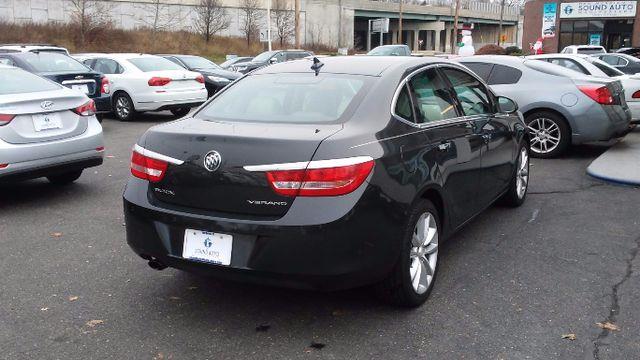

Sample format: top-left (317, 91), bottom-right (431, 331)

top-left (128, 57), bottom-right (184, 72)
top-left (0, 68), bottom-right (59, 94)
top-left (577, 48), bottom-right (605, 55)
top-left (22, 52), bottom-right (88, 73)
top-left (197, 73), bottom-right (370, 123)
top-left (180, 56), bottom-right (220, 70)
top-left (591, 59), bottom-right (624, 77)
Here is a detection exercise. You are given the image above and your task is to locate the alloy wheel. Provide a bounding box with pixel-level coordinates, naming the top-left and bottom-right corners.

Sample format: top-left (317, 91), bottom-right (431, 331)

top-left (409, 212), bottom-right (439, 295)
top-left (527, 117), bottom-right (560, 155)
top-left (516, 147), bottom-right (529, 199)
top-left (116, 96), bottom-right (130, 119)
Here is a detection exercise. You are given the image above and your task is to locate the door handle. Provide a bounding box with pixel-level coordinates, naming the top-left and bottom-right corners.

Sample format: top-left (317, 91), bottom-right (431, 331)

top-left (438, 141), bottom-right (451, 151)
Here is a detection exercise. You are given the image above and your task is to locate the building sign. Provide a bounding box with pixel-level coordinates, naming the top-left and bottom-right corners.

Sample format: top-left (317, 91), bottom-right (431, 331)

top-left (560, 1), bottom-right (637, 18)
top-left (371, 18), bottom-right (389, 33)
top-left (589, 33), bottom-right (602, 45)
top-left (542, 2), bottom-right (557, 38)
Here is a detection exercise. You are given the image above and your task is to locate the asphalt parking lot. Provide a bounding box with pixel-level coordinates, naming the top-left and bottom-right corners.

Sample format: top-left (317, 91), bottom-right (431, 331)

top-left (1, 115), bottom-right (639, 360)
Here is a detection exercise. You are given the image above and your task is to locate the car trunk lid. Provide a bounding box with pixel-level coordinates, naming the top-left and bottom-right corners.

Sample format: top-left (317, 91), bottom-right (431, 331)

top-left (41, 71), bottom-right (103, 99)
top-left (147, 70), bottom-right (203, 92)
top-left (141, 118), bottom-right (342, 217)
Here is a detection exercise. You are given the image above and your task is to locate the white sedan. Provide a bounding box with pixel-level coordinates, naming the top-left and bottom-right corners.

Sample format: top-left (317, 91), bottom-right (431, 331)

top-left (528, 54), bottom-right (640, 123)
top-left (75, 53), bottom-right (208, 121)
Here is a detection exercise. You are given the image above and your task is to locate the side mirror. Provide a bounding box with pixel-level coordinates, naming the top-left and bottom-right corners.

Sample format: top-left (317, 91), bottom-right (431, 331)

top-left (269, 58), bottom-right (278, 64)
top-left (497, 96), bottom-right (518, 114)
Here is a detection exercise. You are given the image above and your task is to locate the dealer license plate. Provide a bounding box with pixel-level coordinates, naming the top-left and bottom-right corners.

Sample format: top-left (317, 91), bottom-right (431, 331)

top-left (183, 229), bottom-right (232, 266)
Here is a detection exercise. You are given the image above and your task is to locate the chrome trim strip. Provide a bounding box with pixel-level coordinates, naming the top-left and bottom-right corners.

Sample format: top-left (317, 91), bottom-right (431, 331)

top-left (133, 144), bottom-right (184, 165)
top-left (61, 79), bottom-right (96, 85)
top-left (243, 156), bottom-right (374, 172)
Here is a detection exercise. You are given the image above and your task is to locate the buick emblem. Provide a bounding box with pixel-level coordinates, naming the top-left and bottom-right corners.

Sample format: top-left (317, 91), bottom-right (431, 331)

top-left (203, 151), bottom-right (222, 172)
top-left (75, 75), bottom-right (84, 80)
top-left (40, 101), bottom-right (54, 110)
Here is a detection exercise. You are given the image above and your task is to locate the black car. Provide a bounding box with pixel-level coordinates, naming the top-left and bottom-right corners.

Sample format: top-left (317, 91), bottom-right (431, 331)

top-left (123, 56), bottom-right (529, 307)
top-left (0, 52), bottom-right (111, 121)
top-left (160, 54), bottom-right (241, 97)
top-left (595, 53), bottom-right (640, 75)
top-left (616, 47), bottom-right (640, 59)
top-left (235, 50), bottom-right (313, 74)
top-left (219, 56), bottom-right (253, 70)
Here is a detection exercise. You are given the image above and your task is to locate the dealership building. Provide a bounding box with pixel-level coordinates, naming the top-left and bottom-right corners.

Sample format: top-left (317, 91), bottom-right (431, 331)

top-left (523, 0), bottom-right (639, 53)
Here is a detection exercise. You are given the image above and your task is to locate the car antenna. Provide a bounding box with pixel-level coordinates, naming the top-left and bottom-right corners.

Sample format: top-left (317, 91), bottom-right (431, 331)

top-left (310, 57), bottom-right (324, 76)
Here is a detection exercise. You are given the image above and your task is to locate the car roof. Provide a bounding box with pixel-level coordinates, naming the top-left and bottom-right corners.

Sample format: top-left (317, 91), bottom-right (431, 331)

top-left (0, 63), bottom-right (14, 69)
top-left (457, 55), bottom-right (526, 65)
top-left (253, 55), bottom-right (450, 77)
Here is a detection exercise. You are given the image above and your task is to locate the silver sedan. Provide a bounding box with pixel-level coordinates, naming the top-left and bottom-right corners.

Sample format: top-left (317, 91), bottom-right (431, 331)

top-left (0, 65), bottom-right (104, 184)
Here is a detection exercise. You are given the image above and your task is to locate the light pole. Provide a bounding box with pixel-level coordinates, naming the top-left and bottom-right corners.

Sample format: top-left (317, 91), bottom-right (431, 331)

top-left (267, 0), bottom-right (272, 51)
top-left (295, 0), bottom-right (300, 48)
top-left (398, 0), bottom-right (403, 44)
top-left (498, 0), bottom-right (505, 45)
top-left (452, 0), bottom-right (460, 54)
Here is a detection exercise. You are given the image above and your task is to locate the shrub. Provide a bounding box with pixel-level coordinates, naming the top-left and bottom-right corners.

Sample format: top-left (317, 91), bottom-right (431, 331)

top-left (476, 44), bottom-right (506, 55)
top-left (505, 46), bottom-right (523, 56)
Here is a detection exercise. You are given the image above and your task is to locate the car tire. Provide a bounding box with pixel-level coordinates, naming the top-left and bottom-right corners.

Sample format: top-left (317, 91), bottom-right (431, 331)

top-left (96, 113), bottom-right (104, 123)
top-left (376, 199), bottom-right (440, 307)
top-left (113, 93), bottom-right (136, 122)
top-left (170, 107), bottom-right (191, 118)
top-left (47, 170), bottom-right (83, 185)
top-left (500, 143), bottom-right (529, 207)
top-left (524, 111), bottom-right (570, 158)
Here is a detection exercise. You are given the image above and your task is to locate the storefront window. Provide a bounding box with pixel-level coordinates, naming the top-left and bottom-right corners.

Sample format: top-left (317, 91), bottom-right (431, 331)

top-left (589, 21), bottom-right (604, 31)
top-left (574, 21), bottom-right (588, 32)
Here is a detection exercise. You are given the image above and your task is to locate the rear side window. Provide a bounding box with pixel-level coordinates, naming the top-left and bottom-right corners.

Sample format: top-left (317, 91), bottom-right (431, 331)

top-left (441, 68), bottom-right (492, 116)
top-left (408, 68), bottom-right (457, 124)
top-left (591, 60), bottom-right (624, 77)
top-left (394, 85), bottom-right (414, 122)
top-left (94, 58), bottom-right (123, 74)
top-left (0, 68), bottom-right (59, 95)
top-left (546, 59), bottom-right (588, 74)
top-left (487, 64), bottom-right (523, 84)
top-left (198, 73), bottom-right (368, 123)
top-left (460, 62), bottom-right (492, 82)
top-left (128, 57), bottom-right (184, 72)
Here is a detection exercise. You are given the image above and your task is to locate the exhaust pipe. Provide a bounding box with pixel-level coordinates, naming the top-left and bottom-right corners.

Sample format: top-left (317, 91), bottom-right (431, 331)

top-left (147, 258), bottom-right (167, 271)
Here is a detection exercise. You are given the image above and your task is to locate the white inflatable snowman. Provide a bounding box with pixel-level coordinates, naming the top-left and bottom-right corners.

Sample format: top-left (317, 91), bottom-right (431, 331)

top-left (458, 29), bottom-right (475, 56)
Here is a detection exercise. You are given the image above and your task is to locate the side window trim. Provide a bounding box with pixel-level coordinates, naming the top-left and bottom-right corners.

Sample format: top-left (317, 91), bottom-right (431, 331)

top-left (390, 64), bottom-right (467, 129)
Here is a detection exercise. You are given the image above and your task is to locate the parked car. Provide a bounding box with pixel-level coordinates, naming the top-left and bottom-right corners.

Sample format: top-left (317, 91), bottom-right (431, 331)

top-left (616, 47), bottom-right (640, 59)
top-left (0, 65), bottom-right (104, 184)
top-left (160, 54), bottom-right (241, 97)
top-left (0, 43), bottom-right (69, 55)
top-left (457, 55), bottom-right (631, 158)
top-left (78, 54), bottom-right (208, 121)
top-left (219, 56), bottom-right (253, 71)
top-left (124, 56), bottom-right (530, 307)
top-left (0, 52), bottom-right (111, 121)
top-left (367, 45), bottom-right (412, 56)
top-left (560, 45), bottom-right (606, 55)
top-left (234, 50), bottom-right (313, 74)
top-left (528, 54), bottom-right (640, 123)
top-left (592, 53), bottom-right (640, 75)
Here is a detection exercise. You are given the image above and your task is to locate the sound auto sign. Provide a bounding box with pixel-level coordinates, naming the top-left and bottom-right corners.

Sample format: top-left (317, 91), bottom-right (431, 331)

top-left (560, 1), bottom-right (637, 18)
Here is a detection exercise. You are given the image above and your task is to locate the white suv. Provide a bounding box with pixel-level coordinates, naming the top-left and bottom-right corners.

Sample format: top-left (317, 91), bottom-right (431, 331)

top-left (560, 45), bottom-right (606, 55)
top-left (0, 44), bottom-right (69, 55)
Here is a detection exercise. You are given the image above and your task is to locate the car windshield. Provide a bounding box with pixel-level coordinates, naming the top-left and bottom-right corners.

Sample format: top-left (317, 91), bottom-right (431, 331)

top-left (577, 48), bottom-right (605, 55)
top-left (0, 68), bottom-right (59, 94)
top-left (128, 57), bottom-right (184, 72)
top-left (368, 46), bottom-right (404, 56)
top-left (252, 51), bottom-right (277, 63)
top-left (180, 56), bottom-right (220, 70)
top-left (197, 73), bottom-right (369, 123)
top-left (22, 52), bottom-right (89, 73)
top-left (590, 59), bottom-right (625, 77)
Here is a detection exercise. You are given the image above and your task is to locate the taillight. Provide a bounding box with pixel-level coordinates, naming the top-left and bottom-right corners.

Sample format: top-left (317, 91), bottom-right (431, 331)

top-left (633, 90), bottom-right (640, 99)
top-left (73, 100), bottom-right (96, 116)
top-left (578, 85), bottom-right (614, 105)
top-left (130, 149), bottom-right (168, 183)
top-left (195, 74), bottom-right (205, 84)
top-left (254, 157), bottom-right (374, 197)
top-left (0, 114), bottom-right (15, 126)
top-left (148, 77), bottom-right (172, 86)
top-left (100, 76), bottom-right (110, 94)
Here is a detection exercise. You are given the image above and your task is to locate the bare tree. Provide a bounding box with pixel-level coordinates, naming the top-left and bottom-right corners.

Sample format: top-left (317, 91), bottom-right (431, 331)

top-left (136, 0), bottom-right (186, 34)
top-left (271, 0), bottom-right (294, 46)
top-left (69, 0), bottom-right (111, 46)
top-left (194, 0), bottom-right (230, 42)
top-left (239, 0), bottom-right (263, 47)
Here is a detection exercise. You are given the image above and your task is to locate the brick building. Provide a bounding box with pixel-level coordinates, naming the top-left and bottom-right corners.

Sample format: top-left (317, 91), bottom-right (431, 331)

top-left (523, 0), bottom-right (639, 53)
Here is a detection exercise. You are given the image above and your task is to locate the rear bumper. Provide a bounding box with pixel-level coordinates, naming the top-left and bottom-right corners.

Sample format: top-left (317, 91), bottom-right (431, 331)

top-left (628, 101), bottom-right (640, 124)
top-left (134, 89), bottom-right (208, 112)
top-left (123, 178), bottom-right (401, 291)
top-left (0, 118), bottom-right (104, 181)
top-left (571, 103), bottom-right (632, 144)
top-left (93, 94), bottom-right (112, 113)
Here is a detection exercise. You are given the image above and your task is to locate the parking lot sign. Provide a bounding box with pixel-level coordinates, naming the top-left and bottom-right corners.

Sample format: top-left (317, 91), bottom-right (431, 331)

top-left (371, 18), bottom-right (389, 33)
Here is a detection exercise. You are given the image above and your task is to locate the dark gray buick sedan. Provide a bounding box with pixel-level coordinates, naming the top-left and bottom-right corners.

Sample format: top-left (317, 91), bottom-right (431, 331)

top-left (124, 56), bottom-right (529, 307)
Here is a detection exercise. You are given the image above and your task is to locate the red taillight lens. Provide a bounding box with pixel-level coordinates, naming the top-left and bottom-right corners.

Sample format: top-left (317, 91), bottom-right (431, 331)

top-left (265, 160), bottom-right (374, 197)
top-left (195, 74), bottom-right (205, 84)
top-left (73, 100), bottom-right (96, 116)
top-left (0, 114), bottom-right (15, 126)
top-left (130, 149), bottom-right (168, 183)
top-left (578, 85), bottom-right (614, 105)
top-left (100, 76), bottom-right (110, 94)
top-left (633, 90), bottom-right (640, 99)
top-left (148, 77), bottom-right (172, 86)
